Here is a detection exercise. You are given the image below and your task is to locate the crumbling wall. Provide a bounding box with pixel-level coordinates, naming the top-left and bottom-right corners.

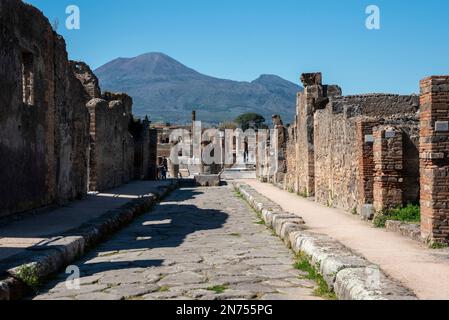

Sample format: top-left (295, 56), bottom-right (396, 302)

top-left (130, 117), bottom-right (152, 180)
top-left (373, 126), bottom-right (404, 212)
top-left (296, 73), bottom-right (342, 197)
top-left (148, 128), bottom-right (158, 180)
top-left (71, 61), bottom-right (101, 101)
top-left (419, 76), bottom-right (449, 244)
top-left (284, 123), bottom-right (297, 192)
top-left (271, 115), bottom-right (287, 185)
top-left (87, 95), bottom-right (134, 192)
top-left (314, 102), bottom-right (360, 212)
top-left (0, 0), bottom-right (89, 216)
top-left (312, 92), bottom-right (419, 214)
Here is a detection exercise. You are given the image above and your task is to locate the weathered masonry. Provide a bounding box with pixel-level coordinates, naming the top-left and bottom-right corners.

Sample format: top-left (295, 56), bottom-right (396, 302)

top-left (258, 73), bottom-right (420, 219)
top-left (0, 0), bottom-right (89, 216)
top-left (0, 0), bottom-right (157, 218)
top-left (419, 76), bottom-right (449, 244)
top-left (258, 73), bottom-right (449, 244)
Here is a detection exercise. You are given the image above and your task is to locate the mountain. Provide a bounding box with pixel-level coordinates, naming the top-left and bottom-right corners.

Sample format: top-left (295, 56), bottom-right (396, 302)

top-left (94, 52), bottom-right (302, 124)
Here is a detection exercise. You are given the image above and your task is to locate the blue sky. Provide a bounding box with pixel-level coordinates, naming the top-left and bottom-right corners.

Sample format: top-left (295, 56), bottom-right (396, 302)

top-left (27, 0), bottom-right (449, 94)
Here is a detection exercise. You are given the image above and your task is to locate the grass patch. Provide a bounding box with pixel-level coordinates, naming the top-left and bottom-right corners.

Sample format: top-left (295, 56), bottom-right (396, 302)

top-left (430, 242), bottom-right (449, 249)
top-left (15, 264), bottom-right (41, 292)
top-left (207, 284), bottom-right (228, 294)
top-left (158, 285), bottom-right (170, 292)
top-left (235, 190), bottom-right (243, 199)
top-left (255, 219), bottom-right (265, 225)
top-left (294, 254), bottom-right (336, 300)
top-left (297, 188), bottom-right (308, 198)
top-left (229, 233), bottom-right (241, 237)
top-left (374, 204), bottom-right (420, 228)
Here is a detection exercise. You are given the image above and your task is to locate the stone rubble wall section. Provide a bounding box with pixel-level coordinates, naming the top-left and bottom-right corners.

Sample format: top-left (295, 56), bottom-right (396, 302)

top-left (0, 0), bottom-right (158, 215)
top-left (0, 0), bottom-right (90, 216)
top-left (0, 180), bottom-right (179, 301)
top-left (256, 72), bottom-right (420, 217)
top-left (233, 182), bottom-right (417, 300)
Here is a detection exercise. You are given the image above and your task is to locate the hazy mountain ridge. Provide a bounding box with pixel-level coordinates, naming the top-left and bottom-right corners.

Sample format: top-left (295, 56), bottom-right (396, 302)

top-left (95, 52), bottom-right (302, 124)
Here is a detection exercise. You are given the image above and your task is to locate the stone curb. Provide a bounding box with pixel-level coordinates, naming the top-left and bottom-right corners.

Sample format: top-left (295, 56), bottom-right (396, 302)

top-left (385, 220), bottom-right (422, 244)
top-left (0, 180), bottom-right (179, 301)
top-left (233, 182), bottom-right (417, 300)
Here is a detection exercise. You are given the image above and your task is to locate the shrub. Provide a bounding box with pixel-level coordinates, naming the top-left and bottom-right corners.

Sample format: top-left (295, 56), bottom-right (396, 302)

top-left (374, 204), bottom-right (420, 228)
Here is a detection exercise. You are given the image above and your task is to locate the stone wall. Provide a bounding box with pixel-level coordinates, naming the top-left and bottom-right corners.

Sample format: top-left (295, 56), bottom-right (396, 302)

top-left (314, 102), bottom-right (360, 212)
top-left (0, 0), bottom-right (89, 217)
top-left (296, 73), bottom-right (342, 197)
top-left (0, 0), bottom-right (158, 216)
top-left (284, 123), bottom-right (297, 192)
top-left (419, 76), bottom-right (449, 244)
top-left (271, 115), bottom-right (288, 185)
top-left (130, 117), bottom-right (154, 180)
top-left (87, 94), bottom-right (135, 192)
top-left (313, 93), bottom-right (419, 214)
top-left (260, 72), bottom-right (420, 217)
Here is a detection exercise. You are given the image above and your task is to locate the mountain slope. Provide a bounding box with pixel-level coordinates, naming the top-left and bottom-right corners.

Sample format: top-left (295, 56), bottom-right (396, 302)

top-left (94, 52), bottom-right (302, 124)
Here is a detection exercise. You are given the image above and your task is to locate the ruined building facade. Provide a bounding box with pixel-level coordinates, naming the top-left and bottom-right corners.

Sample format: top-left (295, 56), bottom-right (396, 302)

top-left (256, 73), bottom-right (429, 234)
top-left (0, 0), bottom-right (157, 218)
top-left (258, 72), bottom-right (449, 244)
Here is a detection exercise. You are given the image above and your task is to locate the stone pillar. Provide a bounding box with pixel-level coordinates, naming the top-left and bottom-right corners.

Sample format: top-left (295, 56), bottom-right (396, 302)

top-left (168, 141), bottom-right (180, 178)
top-left (297, 74), bottom-right (323, 196)
top-left (272, 115), bottom-right (287, 185)
top-left (296, 73), bottom-right (341, 197)
top-left (420, 76), bottom-right (449, 244)
top-left (373, 126), bottom-right (403, 212)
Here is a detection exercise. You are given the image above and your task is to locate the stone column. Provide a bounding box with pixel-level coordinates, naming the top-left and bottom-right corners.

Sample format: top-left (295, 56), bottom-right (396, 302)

top-left (420, 76), bottom-right (449, 244)
top-left (272, 115), bottom-right (287, 185)
top-left (373, 126), bottom-right (403, 212)
top-left (168, 141), bottom-right (180, 178)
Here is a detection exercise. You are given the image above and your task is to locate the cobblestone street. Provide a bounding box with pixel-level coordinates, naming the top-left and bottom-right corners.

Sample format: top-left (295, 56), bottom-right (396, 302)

top-left (32, 186), bottom-right (321, 300)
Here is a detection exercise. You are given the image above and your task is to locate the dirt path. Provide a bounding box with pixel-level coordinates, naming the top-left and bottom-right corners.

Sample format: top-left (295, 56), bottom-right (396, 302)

top-left (242, 179), bottom-right (449, 300)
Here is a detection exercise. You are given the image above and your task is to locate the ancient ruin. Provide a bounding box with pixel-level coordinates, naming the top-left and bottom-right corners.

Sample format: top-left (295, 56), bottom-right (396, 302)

top-left (0, 0), bottom-right (157, 217)
top-left (256, 72), bottom-right (449, 245)
top-left (3, 0), bottom-right (449, 303)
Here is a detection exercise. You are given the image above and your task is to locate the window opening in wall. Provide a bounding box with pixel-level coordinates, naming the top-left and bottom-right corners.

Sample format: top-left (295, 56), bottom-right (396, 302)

top-left (21, 52), bottom-right (34, 106)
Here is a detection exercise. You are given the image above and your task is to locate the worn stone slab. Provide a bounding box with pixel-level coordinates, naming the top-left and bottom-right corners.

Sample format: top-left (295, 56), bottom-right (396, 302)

top-left (32, 186), bottom-right (321, 301)
top-left (385, 220), bottom-right (422, 243)
top-left (335, 267), bottom-right (417, 300)
top-left (0, 180), bottom-right (179, 300)
top-left (194, 175), bottom-right (221, 187)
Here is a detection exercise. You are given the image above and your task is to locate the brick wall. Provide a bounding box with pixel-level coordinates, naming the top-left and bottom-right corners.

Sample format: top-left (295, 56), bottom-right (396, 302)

top-left (309, 88), bottom-right (418, 214)
top-left (420, 76), bottom-right (449, 244)
top-left (373, 126), bottom-right (404, 212)
top-left (357, 119), bottom-right (378, 209)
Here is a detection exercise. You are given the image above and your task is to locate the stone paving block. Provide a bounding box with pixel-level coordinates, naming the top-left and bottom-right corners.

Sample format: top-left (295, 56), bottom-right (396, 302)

top-left (233, 182), bottom-right (417, 301)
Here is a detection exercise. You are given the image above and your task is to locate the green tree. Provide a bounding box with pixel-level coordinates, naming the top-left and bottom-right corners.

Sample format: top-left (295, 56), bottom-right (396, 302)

top-left (234, 113), bottom-right (266, 131)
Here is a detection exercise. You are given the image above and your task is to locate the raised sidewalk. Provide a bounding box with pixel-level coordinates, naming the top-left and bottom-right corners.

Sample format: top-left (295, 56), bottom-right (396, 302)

top-left (241, 179), bottom-right (449, 300)
top-left (0, 180), bottom-right (178, 300)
